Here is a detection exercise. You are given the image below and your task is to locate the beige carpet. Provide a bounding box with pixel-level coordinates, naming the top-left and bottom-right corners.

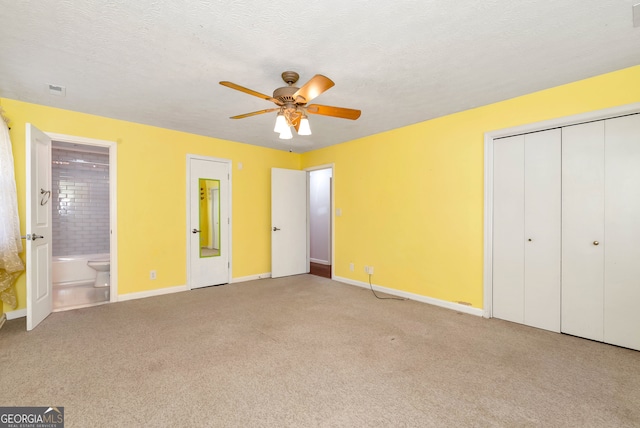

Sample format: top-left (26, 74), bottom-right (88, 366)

top-left (1, 275), bottom-right (639, 427)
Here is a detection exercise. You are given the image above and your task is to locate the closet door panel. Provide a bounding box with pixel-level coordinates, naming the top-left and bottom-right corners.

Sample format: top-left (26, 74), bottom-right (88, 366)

top-left (524, 129), bottom-right (561, 332)
top-left (561, 121), bottom-right (605, 342)
top-left (493, 135), bottom-right (525, 324)
top-left (604, 114), bottom-right (640, 351)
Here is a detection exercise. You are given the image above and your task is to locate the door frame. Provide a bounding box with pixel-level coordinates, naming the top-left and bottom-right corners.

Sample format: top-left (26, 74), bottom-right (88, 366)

top-left (186, 154), bottom-right (232, 289)
top-left (305, 163), bottom-right (335, 279)
top-left (46, 132), bottom-right (118, 302)
top-left (483, 102), bottom-right (640, 319)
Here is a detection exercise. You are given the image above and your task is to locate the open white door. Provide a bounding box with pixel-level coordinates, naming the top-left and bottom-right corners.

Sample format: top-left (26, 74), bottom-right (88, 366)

top-left (188, 156), bottom-right (230, 289)
top-left (271, 168), bottom-right (308, 278)
top-left (26, 124), bottom-right (53, 330)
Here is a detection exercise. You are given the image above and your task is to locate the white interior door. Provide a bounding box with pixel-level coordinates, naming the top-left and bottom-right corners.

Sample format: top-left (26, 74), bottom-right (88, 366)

top-left (523, 129), bottom-right (561, 332)
top-left (603, 114), bottom-right (640, 350)
top-left (492, 135), bottom-right (525, 324)
top-left (188, 156), bottom-right (230, 289)
top-left (562, 121), bottom-right (605, 342)
top-left (492, 130), bottom-right (561, 332)
top-left (26, 123), bottom-right (53, 331)
top-left (271, 168), bottom-right (308, 278)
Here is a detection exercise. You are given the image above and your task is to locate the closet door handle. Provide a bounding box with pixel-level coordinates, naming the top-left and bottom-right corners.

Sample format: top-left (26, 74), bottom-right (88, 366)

top-left (593, 241), bottom-right (599, 246)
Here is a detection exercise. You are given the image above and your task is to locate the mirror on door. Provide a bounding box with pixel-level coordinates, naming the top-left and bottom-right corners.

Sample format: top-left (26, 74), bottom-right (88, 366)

top-left (198, 178), bottom-right (221, 258)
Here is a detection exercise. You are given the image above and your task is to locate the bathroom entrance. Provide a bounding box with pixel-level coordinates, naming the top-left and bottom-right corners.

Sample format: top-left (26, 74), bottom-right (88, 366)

top-left (25, 124), bottom-right (117, 330)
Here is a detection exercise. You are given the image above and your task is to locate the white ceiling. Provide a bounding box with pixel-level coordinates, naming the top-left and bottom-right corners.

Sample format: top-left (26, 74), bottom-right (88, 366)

top-left (1, 1), bottom-right (639, 153)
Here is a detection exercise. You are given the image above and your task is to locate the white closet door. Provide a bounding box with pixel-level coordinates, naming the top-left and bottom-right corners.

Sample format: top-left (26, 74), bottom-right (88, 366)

top-left (493, 130), bottom-right (560, 331)
top-left (562, 121), bottom-right (605, 342)
top-left (493, 135), bottom-right (525, 324)
top-left (604, 114), bottom-right (640, 351)
top-left (524, 129), bottom-right (561, 332)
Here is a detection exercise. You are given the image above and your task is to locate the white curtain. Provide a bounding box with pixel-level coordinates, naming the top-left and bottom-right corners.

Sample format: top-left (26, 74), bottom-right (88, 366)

top-left (0, 110), bottom-right (23, 309)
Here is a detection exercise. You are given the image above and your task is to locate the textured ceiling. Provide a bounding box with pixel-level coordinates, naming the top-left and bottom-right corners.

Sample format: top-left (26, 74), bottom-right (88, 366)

top-left (1, 1), bottom-right (639, 153)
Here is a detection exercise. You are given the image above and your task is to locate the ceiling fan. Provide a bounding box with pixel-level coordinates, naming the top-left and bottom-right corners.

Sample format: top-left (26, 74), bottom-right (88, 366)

top-left (220, 71), bottom-right (361, 139)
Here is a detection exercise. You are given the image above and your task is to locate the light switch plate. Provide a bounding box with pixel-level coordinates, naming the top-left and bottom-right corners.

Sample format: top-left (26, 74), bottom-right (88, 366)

top-left (634, 2), bottom-right (640, 27)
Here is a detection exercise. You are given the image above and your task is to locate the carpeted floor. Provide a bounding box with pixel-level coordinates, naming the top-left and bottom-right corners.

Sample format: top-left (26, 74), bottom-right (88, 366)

top-left (1, 275), bottom-right (639, 427)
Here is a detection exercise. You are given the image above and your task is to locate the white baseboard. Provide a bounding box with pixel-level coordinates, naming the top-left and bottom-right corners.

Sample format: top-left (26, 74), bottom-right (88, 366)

top-left (6, 308), bottom-right (27, 320)
top-left (118, 284), bottom-right (188, 302)
top-left (310, 258), bottom-right (330, 265)
top-left (0, 313), bottom-right (5, 329)
top-left (232, 273), bottom-right (272, 283)
top-left (333, 276), bottom-right (484, 317)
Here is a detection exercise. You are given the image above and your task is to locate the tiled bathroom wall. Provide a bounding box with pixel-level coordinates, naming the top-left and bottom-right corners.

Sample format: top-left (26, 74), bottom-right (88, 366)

top-left (52, 148), bottom-right (110, 256)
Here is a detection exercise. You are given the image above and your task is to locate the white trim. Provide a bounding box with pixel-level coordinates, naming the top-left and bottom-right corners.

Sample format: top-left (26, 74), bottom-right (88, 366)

top-left (305, 163), bottom-right (335, 279)
top-left (310, 258), bottom-right (330, 265)
top-left (334, 276), bottom-right (484, 317)
top-left (231, 273), bottom-right (272, 283)
top-left (483, 102), bottom-right (640, 319)
top-left (46, 132), bottom-right (119, 304)
top-left (6, 309), bottom-right (27, 320)
top-left (118, 284), bottom-right (187, 302)
top-left (186, 154), bottom-right (233, 290)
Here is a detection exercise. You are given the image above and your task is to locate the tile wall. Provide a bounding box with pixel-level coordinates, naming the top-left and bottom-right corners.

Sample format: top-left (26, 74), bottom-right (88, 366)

top-left (52, 148), bottom-right (110, 256)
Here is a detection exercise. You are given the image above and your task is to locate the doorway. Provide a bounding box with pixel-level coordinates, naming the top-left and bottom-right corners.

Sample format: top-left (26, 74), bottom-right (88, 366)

top-left (26, 125), bottom-right (118, 330)
top-left (187, 155), bottom-right (231, 289)
top-left (50, 140), bottom-right (113, 310)
top-left (308, 166), bottom-right (333, 279)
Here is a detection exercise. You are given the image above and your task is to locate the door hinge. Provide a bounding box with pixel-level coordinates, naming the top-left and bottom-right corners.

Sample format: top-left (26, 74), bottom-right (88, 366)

top-left (227, 218), bottom-right (230, 224)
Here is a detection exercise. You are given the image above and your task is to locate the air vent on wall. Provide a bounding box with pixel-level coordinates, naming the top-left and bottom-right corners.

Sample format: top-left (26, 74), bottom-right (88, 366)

top-left (48, 84), bottom-right (66, 97)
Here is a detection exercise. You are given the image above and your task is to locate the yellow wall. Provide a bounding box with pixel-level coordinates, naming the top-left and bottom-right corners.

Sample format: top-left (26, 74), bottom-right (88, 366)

top-left (5, 65), bottom-right (640, 315)
top-left (302, 65), bottom-right (640, 309)
top-left (3, 98), bottom-right (300, 312)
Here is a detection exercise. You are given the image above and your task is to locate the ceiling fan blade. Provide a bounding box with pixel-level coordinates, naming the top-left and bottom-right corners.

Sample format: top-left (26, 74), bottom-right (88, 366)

top-left (220, 81), bottom-right (283, 106)
top-left (292, 75), bottom-right (334, 104)
top-left (306, 104), bottom-right (361, 120)
top-left (230, 108), bottom-right (279, 119)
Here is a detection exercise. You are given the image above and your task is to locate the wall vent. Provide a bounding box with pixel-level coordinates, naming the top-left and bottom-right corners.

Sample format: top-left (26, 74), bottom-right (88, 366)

top-left (48, 84), bottom-right (66, 97)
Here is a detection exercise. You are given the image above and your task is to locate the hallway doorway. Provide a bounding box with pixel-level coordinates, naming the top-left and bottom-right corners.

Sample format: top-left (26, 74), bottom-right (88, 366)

top-left (308, 167), bottom-right (333, 279)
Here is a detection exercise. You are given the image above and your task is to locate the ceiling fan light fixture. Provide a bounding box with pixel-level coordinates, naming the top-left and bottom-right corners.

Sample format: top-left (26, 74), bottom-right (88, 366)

top-left (274, 113), bottom-right (288, 133)
top-left (298, 116), bottom-right (312, 136)
top-left (279, 126), bottom-right (293, 140)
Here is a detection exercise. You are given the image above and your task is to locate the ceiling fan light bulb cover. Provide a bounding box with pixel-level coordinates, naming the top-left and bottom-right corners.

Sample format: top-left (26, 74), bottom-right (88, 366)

top-left (274, 114), bottom-right (287, 133)
top-left (298, 117), bottom-right (312, 135)
top-left (279, 126), bottom-right (293, 140)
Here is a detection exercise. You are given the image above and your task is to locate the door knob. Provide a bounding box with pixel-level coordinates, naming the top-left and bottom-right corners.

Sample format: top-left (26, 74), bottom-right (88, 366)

top-left (593, 241), bottom-right (599, 246)
top-left (273, 227), bottom-right (280, 231)
top-left (192, 229), bottom-right (201, 234)
top-left (22, 234), bottom-right (44, 241)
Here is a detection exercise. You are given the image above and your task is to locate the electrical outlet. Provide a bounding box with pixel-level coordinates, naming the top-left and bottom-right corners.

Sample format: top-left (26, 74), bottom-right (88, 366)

top-left (349, 263), bottom-right (354, 272)
top-left (150, 270), bottom-right (157, 280)
top-left (364, 266), bottom-right (374, 275)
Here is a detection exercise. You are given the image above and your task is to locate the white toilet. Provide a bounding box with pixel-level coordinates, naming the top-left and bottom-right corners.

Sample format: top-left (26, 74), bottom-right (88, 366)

top-left (87, 256), bottom-right (110, 288)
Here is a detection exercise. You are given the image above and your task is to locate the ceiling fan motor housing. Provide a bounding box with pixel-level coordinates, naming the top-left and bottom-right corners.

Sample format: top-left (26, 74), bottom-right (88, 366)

top-left (273, 86), bottom-right (299, 104)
